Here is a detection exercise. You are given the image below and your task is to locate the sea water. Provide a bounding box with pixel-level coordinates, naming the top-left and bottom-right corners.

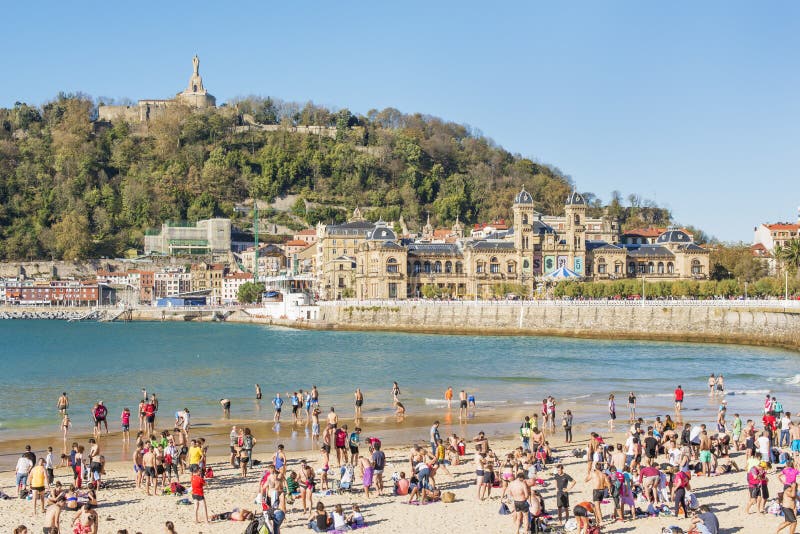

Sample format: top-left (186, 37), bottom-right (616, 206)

top-left (0, 320), bottom-right (797, 438)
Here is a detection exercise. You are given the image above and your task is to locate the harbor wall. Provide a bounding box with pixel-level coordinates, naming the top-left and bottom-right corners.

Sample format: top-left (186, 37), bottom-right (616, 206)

top-left (4, 303), bottom-right (800, 352)
top-left (315, 302), bottom-right (800, 352)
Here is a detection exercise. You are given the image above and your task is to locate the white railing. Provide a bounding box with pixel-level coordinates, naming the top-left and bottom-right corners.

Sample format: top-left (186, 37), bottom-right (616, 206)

top-left (319, 298), bottom-right (800, 309)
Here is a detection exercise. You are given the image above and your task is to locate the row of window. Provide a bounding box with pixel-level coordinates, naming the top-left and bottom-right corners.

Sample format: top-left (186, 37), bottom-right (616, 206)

top-left (595, 259), bottom-right (703, 275)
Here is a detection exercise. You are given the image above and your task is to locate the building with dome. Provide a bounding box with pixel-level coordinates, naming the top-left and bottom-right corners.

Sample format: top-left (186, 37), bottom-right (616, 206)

top-left (313, 187), bottom-right (708, 300)
top-left (587, 226), bottom-right (709, 280)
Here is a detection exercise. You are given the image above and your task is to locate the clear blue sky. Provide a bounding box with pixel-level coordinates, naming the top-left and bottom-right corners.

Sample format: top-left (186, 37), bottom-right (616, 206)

top-left (2, 1), bottom-right (798, 242)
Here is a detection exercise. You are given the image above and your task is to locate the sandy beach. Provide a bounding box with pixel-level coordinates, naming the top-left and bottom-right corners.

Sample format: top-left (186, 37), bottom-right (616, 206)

top-left (0, 416), bottom-right (773, 534)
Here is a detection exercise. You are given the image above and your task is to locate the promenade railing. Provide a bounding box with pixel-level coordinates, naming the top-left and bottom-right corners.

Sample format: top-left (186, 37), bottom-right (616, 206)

top-left (318, 298), bottom-right (800, 309)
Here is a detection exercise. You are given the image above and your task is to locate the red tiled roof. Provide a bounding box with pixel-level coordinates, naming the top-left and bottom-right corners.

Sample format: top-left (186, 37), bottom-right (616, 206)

top-left (225, 273), bottom-right (253, 280)
top-left (766, 223), bottom-right (800, 231)
top-left (297, 229), bottom-right (317, 235)
top-left (433, 229), bottom-right (451, 238)
top-left (285, 240), bottom-right (309, 247)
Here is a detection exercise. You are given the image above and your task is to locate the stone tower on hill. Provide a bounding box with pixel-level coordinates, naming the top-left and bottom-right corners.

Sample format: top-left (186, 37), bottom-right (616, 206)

top-left (98, 55), bottom-right (216, 123)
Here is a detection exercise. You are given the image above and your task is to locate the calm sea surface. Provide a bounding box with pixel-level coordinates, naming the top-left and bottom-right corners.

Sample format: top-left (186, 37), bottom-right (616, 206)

top-left (1, 320), bottom-right (799, 437)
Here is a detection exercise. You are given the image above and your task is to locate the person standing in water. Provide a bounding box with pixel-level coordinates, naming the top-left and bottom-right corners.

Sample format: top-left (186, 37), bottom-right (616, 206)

top-left (255, 384), bottom-right (262, 400)
top-left (391, 382), bottom-right (400, 404)
top-left (445, 387), bottom-right (453, 409)
top-left (674, 385), bottom-right (684, 416)
top-left (220, 398), bottom-right (231, 417)
top-left (57, 392), bottom-right (69, 415)
top-left (627, 392), bottom-right (637, 422)
top-left (608, 394), bottom-right (617, 431)
top-left (354, 388), bottom-right (364, 419)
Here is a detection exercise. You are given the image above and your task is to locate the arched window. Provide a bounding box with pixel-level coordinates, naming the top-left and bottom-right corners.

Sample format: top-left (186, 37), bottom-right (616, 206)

top-left (423, 261), bottom-right (431, 273)
top-left (445, 261), bottom-right (453, 273)
top-left (691, 259), bottom-right (702, 275)
top-left (522, 214), bottom-right (529, 225)
top-left (657, 262), bottom-right (664, 274)
top-left (413, 261), bottom-right (421, 274)
top-left (628, 262), bottom-right (636, 274)
top-left (507, 261), bottom-right (516, 274)
top-left (490, 257), bottom-right (500, 273)
top-left (667, 262), bottom-right (674, 274)
top-left (574, 214), bottom-right (580, 225)
top-left (455, 261), bottom-right (463, 274)
top-left (433, 261), bottom-right (442, 273)
top-left (386, 257), bottom-right (398, 273)
top-left (648, 262), bottom-right (654, 274)
top-left (597, 258), bottom-right (607, 274)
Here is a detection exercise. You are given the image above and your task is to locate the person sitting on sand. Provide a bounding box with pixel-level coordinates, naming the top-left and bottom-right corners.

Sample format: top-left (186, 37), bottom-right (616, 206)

top-left (309, 501), bottom-right (332, 532)
top-left (346, 504), bottom-right (364, 527)
top-left (210, 508), bottom-right (254, 521)
top-left (332, 504), bottom-right (349, 531)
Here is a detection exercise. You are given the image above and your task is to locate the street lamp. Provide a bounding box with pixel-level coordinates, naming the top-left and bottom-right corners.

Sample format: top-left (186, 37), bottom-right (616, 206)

top-left (786, 270), bottom-right (790, 303)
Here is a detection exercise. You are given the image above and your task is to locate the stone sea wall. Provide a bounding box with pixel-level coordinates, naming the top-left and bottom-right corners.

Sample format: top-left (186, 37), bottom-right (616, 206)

top-left (315, 302), bottom-right (800, 352)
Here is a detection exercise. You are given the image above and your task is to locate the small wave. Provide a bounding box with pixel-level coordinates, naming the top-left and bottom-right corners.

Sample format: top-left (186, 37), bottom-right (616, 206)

top-left (767, 375), bottom-right (800, 385)
top-left (726, 389), bottom-right (770, 396)
top-left (563, 394), bottom-right (592, 400)
top-left (425, 398), bottom-right (507, 405)
top-left (488, 376), bottom-right (552, 384)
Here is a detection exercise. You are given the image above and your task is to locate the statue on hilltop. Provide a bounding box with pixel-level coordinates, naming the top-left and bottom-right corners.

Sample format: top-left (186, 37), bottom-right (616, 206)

top-left (186, 55), bottom-right (206, 94)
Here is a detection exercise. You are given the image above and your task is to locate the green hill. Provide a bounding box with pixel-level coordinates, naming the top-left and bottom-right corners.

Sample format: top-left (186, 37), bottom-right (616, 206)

top-left (0, 94), bottom-right (673, 260)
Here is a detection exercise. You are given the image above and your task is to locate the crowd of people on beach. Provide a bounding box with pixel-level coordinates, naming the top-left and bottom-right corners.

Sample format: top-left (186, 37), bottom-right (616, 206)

top-left (8, 376), bottom-right (800, 534)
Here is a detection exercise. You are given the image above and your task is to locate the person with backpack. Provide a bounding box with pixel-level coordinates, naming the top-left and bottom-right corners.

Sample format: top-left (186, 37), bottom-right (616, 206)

top-left (520, 416), bottom-right (532, 452)
top-left (239, 428), bottom-right (256, 478)
top-left (608, 466), bottom-right (625, 522)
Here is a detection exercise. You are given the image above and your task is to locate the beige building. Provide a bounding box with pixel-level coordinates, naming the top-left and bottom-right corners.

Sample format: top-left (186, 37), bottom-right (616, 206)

top-left (587, 228), bottom-right (709, 279)
top-left (319, 188), bottom-right (709, 300)
top-left (239, 244), bottom-right (287, 278)
top-left (315, 208), bottom-right (374, 300)
top-left (98, 55), bottom-right (216, 123)
top-left (190, 262), bottom-right (226, 303)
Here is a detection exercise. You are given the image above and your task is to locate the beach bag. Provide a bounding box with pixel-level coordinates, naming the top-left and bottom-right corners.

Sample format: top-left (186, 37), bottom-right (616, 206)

top-left (205, 467), bottom-right (214, 479)
top-left (662, 528), bottom-right (684, 534)
top-left (499, 502), bottom-right (511, 515)
top-left (768, 500), bottom-right (782, 515)
top-left (587, 526), bottom-right (601, 534)
top-left (687, 491), bottom-right (698, 509)
top-left (442, 491), bottom-right (455, 503)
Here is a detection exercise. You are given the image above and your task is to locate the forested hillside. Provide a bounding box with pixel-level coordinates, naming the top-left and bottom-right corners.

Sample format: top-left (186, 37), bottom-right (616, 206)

top-left (0, 94), bottom-right (675, 260)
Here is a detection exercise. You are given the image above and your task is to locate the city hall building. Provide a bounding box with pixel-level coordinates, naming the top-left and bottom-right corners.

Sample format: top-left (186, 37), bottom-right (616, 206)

top-left (313, 188), bottom-right (709, 300)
